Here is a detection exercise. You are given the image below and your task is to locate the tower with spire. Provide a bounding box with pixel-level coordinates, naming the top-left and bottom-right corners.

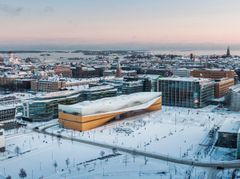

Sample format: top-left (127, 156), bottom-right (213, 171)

top-left (116, 59), bottom-right (122, 77)
top-left (226, 46), bottom-right (231, 57)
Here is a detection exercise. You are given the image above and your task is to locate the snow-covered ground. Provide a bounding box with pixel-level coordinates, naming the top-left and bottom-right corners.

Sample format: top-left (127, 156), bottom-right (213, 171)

top-left (0, 105), bottom-right (239, 178)
top-left (50, 106), bottom-right (239, 161)
top-left (0, 129), bottom-right (203, 179)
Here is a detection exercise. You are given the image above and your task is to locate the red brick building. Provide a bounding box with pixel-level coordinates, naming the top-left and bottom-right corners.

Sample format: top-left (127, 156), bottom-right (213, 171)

top-left (214, 78), bottom-right (235, 98)
top-left (191, 69), bottom-right (236, 79)
top-left (54, 66), bottom-right (72, 77)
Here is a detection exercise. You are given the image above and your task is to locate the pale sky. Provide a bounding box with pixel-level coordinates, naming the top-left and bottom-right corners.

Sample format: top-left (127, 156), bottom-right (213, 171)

top-left (0, 0), bottom-right (240, 49)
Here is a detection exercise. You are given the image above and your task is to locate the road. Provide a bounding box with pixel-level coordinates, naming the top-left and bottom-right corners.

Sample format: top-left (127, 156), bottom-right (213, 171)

top-left (33, 123), bottom-right (240, 169)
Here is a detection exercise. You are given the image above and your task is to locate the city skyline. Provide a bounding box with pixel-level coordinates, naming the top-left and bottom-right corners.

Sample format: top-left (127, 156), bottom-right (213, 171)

top-left (0, 0), bottom-right (240, 49)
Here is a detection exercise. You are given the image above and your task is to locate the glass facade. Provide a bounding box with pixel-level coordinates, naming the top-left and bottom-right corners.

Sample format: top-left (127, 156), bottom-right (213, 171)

top-left (158, 79), bottom-right (214, 108)
top-left (237, 130), bottom-right (240, 159)
top-left (23, 94), bottom-right (84, 121)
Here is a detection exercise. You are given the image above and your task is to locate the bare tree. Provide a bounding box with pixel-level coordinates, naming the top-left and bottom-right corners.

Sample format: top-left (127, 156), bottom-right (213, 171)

top-left (53, 161), bottom-right (58, 172)
top-left (65, 158), bottom-right (70, 168)
top-left (77, 166), bottom-right (80, 175)
top-left (15, 146), bottom-right (21, 156)
top-left (100, 151), bottom-right (105, 158)
top-left (112, 148), bottom-right (117, 155)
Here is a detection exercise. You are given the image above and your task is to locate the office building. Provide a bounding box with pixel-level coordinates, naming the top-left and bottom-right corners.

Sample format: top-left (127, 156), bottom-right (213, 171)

top-left (82, 85), bottom-right (117, 101)
top-left (158, 77), bottom-right (214, 108)
top-left (225, 84), bottom-right (240, 111)
top-left (22, 90), bottom-right (83, 121)
top-left (0, 106), bottom-right (16, 130)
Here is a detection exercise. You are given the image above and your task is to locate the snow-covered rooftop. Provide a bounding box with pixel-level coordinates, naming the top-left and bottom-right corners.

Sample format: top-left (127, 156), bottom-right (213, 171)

top-left (218, 119), bottom-right (240, 134)
top-left (159, 77), bottom-right (213, 83)
top-left (59, 92), bottom-right (161, 116)
top-left (230, 84), bottom-right (240, 93)
top-left (82, 85), bottom-right (115, 92)
top-left (0, 105), bottom-right (15, 111)
top-left (34, 90), bottom-right (82, 100)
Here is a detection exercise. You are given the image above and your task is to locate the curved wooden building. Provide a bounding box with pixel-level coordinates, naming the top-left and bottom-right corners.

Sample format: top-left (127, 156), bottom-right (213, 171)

top-left (58, 92), bottom-right (162, 131)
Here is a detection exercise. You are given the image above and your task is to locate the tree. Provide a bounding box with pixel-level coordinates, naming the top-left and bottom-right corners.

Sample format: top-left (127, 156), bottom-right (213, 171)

top-left (65, 158), bottom-right (70, 168)
top-left (19, 168), bottom-right (27, 179)
top-left (53, 161), bottom-right (58, 172)
top-left (15, 146), bottom-right (21, 156)
top-left (100, 151), bottom-right (105, 158)
top-left (77, 166), bottom-right (80, 175)
top-left (112, 148), bottom-right (117, 155)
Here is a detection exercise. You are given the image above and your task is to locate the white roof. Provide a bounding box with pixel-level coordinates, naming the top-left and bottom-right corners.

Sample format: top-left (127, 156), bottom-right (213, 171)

top-left (0, 105), bottom-right (15, 111)
top-left (159, 77), bottom-right (212, 83)
top-left (59, 92), bottom-right (161, 116)
top-left (35, 90), bottom-right (82, 99)
top-left (230, 84), bottom-right (240, 93)
top-left (219, 119), bottom-right (240, 134)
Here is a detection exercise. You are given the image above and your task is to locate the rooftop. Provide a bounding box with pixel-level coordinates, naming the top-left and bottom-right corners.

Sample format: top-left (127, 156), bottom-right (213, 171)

top-left (82, 85), bottom-right (115, 92)
top-left (159, 77), bottom-right (212, 83)
top-left (218, 119), bottom-right (240, 134)
top-left (59, 92), bottom-right (161, 116)
top-left (0, 104), bottom-right (16, 111)
top-left (34, 90), bottom-right (82, 100)
top-left (230, 84), bottom-right (240, 93)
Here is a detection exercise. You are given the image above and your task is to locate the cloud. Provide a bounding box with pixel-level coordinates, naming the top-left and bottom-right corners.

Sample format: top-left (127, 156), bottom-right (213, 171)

top-left (0, 4), bottom-right (24, 16)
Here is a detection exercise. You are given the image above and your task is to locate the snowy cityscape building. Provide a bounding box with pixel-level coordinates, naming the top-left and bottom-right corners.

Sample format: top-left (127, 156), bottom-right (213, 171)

top-left (216, 119), bottom-right (240, 159)
top-left (158, 77), bottom-right (215, 108)
top-left (22, 90), bottom-right (83, 121)
top-left (0, 105), bottom-right (16, 130)
top-left (58, 92), bottom-right (162, 131)
top-left (225, 84), bottom-right (240, 111)
top-left (0, 49), bottom-right (240, 178)
top-left (191, 69), bottom-right (236, 79)
top-left (214, 78), bottom-right (235, 98)
top-left (172, 68), bottom-right (191, 77)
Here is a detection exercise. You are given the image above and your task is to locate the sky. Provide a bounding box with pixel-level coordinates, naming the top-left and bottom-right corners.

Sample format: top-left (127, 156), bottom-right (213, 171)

top-left (0, 0), bottom-right (240, 50)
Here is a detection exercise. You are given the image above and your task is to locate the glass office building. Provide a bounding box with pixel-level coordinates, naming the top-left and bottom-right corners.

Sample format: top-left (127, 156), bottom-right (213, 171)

top-left (22, 85), bottom-right (118, 121)
top-left (158, 77), bottom-right (214, 108)
top-left (237, 129), bottom-right (240, 159)
top-left (22, 91), bottom-right (83, 121)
